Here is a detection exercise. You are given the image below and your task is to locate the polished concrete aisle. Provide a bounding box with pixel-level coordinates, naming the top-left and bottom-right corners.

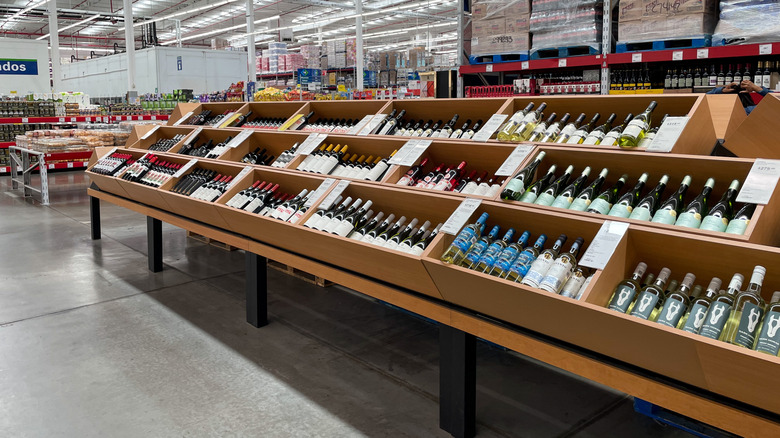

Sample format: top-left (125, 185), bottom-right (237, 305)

top-left (0, 173), bottom-right (696, 437)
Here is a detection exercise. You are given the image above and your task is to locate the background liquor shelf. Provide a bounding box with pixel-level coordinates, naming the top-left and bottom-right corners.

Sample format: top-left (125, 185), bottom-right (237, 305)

top-left (285, 100), bottom-right (390, 129)
top-left (0, 115), bottom-right (170, 124)
top-left (504, 145), bottom-right (780, 246)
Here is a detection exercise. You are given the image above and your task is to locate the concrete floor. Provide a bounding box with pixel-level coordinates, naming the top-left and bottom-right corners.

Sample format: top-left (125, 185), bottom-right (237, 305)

top-left (0, 172), bottom-right (698, 437)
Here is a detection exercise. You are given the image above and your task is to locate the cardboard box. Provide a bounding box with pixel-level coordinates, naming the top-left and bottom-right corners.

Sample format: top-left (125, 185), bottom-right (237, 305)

top-left (619, 14), bottom-right (716, 41)
top-left (618, 0), bottom-right (644, 21)
top-left (472, 17), bottom-right (506, 38)
top-left (473, 31), bottom-right (530, 55)
top-left (472, 0), bottom-right (530, 20)
top-left (506, 13), bottom-right (531, 33)
top-left (619, 0), bottom-right (718, 22)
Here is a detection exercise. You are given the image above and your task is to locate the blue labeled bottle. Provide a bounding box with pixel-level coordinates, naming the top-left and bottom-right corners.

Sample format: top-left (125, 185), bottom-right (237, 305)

top-left (440, 212), bottom-right (489, 265)
top-left (503, 234), bottom-right (548, 282)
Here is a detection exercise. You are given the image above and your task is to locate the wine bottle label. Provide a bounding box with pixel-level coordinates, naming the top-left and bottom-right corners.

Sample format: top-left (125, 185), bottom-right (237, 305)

top-left (566, 132), bottom-right (585, 144)
top-left (608, 285), bottom-right (638, 313)
top-left (408, 245), bottom-right (426, 256)
top-left (520, 253), bottom-right (556, 288)
top-left (289, 209), bottom-right (306, 224)
top-left (333, 220), bottom-right (356, 237)
top-left (384, 240), bottom-right (401, 251)
top-left (560, 271), bottom-right (586, 298)
top-left (303, 212), bottom-right (323, 228)
top-left (365, 162), bottom-right (389, 181)
top-left (699, 301), bottom-right (732, 339)
top-left (519, 191), bottom-right (539, 203)
top-left (491, 247), bottom-right (520, 274)
top-left (551, 195), bottom-right (574, 209)
top-left (607, 204), bottom-right (632, 218)
top-left (569, 197), bottom-right (591, 211)
top-left (601, 133), bottom-right (619, 146)
top-left (629, 291), bottom-right (660, 319)
top-left (503, 178), bottom-right (526, 196)
top-left (588, 198), bottom-right (611, 215)
top-left (397, 175), bottom-right (413, 186)
top-left (628, 206), bottom-right (652, 221)
top-left (734, 302), bottom-right (764, 348)
top-left (682, 303), bottom-right (710, 333)
top-left (461, 182), bottom-right (479, 195)
top-left (539, 259), bottom-right (574, 293)
top-left (651, 208), bottom-right (677, 225)
top-left (473, 184), bottom-right (491, 197)
top-left (755, 310), bottom-right (780, 355)
top-left (582, 133), bottom-right (604, 145)
top-left (675, 212), bottom-right (702, 228)
top-left (535, 193), bottom-right (556, 206)
top-left (657, 299), bottom-right (687, 327)
top-left (507, 251), bottom-right (536, 280)
top-left (700, 215), bottom-right (729, 232)
top-left (637, 133), bottom-right (655, 148)
top-left (462, 242), bottom-right (490, 266)
top-left (725, 219), bottom-right (749, 235)
top-left (622, 120), bottom-right (646, 139)
top-left (476, 246), bottom-right (503, 270)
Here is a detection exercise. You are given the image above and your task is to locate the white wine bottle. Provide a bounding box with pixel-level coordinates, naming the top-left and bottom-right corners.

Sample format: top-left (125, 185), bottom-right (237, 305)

top-left (539, 237), bottom-right (585, 294)
top-left (555, 113), bottom-right (586, 143)
top-left (675, 178), bottom-right (715, 228)
top-left (460, 225), bottom-right (501, 269)
top-left (569, 168), bottom-right (608, 211)
top-left (606, 262), bottom-right (648, 313)
top-left (637, 114), bottom-right (668, 148)
top-left (539, 113), bottom-right (570, 143)
top-left (600, 113), bottom-right (633, 146)
top-left (656, 273), bottom-right (696, 328)
top-left (607, 173), bottom-right (649, 218)
top-left (628, 175), bottom-right (669, 221)
top-left (587, 174), bottom-right (628, 215)
top-left (535, 165), bottom-right (573, 206)
top-left (349, 211), bottom-right (384, 240)
top-left (440, 212), bottom-right (489, 264)
top-left (725, 203), bottom-right (756, 235)
top-left (500, 151), bottom-right (546, 201)
top-left (566, 113), bottom-right (600, 144)
top-left (397, 221), bottom-right (432, 252)
top-left (699, 180), bottom-right (739, 233)
top-left (383, 218), bottom-right (420, 250)
top-left (754, 291), bottom-right (780, 356)
top-left (521, 234), bottom-right (567, 288)
top-left (503, 234), bottom-right (547, 282)
top-left (519, 165), bottom-right (557, 204)
top-left (551, 166), bottom-right (591, 209)
top-left (618, 101), bottom-right (657, 148)
top-left (629, 267), bottom-right (671, 320)
top-left (651, 175), bottom-right (691, 225)
top-left (680, 277), bottom-right (722, 333)
top-left (450, 119), bottom-right (471, 139)
top-left (581, 113), bottom-right (617, 145)
top-left (472, 228), bottom-right (516, 272)
top-left (407, 223), bottom-right (442, 256)
top-left (333, 200), bottom-right (373, 237)
top-left (699, 273), bottom-right (744, 339)
top-left (722, 266), bottom-right (766, 347)
top-left (497, 103), bottom-right (535, 141)
top-left (527, 113), bottom-right (558, 142)
top-left (480, 230), bottom-right (529, 274)
top-left (511, 103), bottom-right (547, 142)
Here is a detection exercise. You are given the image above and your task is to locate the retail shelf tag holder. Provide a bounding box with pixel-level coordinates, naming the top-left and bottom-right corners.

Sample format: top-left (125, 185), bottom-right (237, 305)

top-left (760, 44), bottom-right (773, 55)
top-left (173, 159), bottom-right (198, 179)
top-left (304, 178), bottom-right (337, 208)
top-left (98, 147), bottom-right (118, 160)
top-left (737, 159), bottom-right (780, 205)
top-left (390, 139), bottom-right (431, 166)
top-left (580, 220), bottom-right (629, 270)
top-left (441, 198), bottom-right (483, 235)
top-left (472, 114), bottom-right (509, 142)
top-left (632, 53), bottom-right (642, 63)
top-left (227, 166), bottom-right (254, 190)
top-left (318, 180), bottom-right (350, 210)
top-left (558, 59), bottom-right (567, 68)
top-left (357, 114), bottom-right (387, 136)
top-left (697, 49), bottom-right (709, 59)
top-left (495, 145), bottom-right (534, 176)
top-left (486, 64), bottom-right (493, 72)
top-left (348, 114), bottom-right (376, 135)
top-left (226, 129), bottom-right (253, 148)
top-left (183, 127), bottom-right (203, 146)
top-left (173, 111), bottom-right (194, 126)
top-left (297, 133), bottom-right (328, 156)
top-left (141, 126), bottom-right (160, 140)
top-left (521, 61), bottom-right (529, 70)
top-left (646, 116), bottom-right (689, 153)
top-left (672, 51), bottom-right (683, 61)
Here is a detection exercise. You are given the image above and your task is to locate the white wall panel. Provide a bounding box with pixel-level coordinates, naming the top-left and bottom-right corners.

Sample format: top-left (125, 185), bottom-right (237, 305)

top-left (0, 38), bottom-right (51, 94)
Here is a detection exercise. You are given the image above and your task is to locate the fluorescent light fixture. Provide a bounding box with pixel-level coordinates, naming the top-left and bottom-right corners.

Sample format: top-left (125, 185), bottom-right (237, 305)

top-left (134, 0), bottom-right (242, 27)
top-left (4, 0), bottom-right (48, 22)
top-left (160, 14), bottom-right (279, 45)
top-left (37, 14), bottom-right (101, 40)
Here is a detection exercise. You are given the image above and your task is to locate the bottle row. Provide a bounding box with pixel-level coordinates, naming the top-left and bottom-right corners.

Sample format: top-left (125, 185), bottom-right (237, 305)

top-left (171, 169), bottom-right (234, 202)
top-left (395, 159), bottom-right (505, 197)
top-left (501, 152), bottom-right (754, 235)
top-left (370, 111), bottom-right (480, 139)
top-left (607, 264), bottom-right (780, 356)
top-left (91, 152), bottom-right (184, 188)
top-left (440, 212), bottom-right (592, 297)
top-left (225, 180), bottom-right (312, 223)
top-left (293, 143), bottom-right (394, 181)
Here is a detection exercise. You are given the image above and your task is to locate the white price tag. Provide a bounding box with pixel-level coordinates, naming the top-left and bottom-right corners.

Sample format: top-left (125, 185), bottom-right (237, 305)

top-left (227, 166), bottom-right (254, 190)
top-left (183, 127), bottom-right (203, 146)
top-left (696, 48), bottom-right (709, 59)
top-left (486, 64), bottom-right (493, 72)
top-left (70, 117), bottom-right (76, 122)
top-left (174, 111), bottom-right (193, 126)
top-left (558, 58), bottom-right (567, 67)
top-left (48, 164), bottom-right (54, 169)
top-left (646, 116), bottom-right (689, 153)
top-left (632, 53), bottom-right (642, 63)
top-left (471, 113), bottom-right (508, 142)
top-left (141, 125), bottom-right (160, 140)
top-left (318, 180), bottom-right (350, 210)
top-left (226, 129), bottom-right (253, 148)
top-left (579, 221), bottom-right (629, 270)
top-left (67, 162), bottom-right (74, 168)
top-left (736, 159), bottom-right (780, 205)
top-left (85, 117), bottom-right (92, 122)
top-left (99, 147), bottom-right (118, 159)
top-left (297, 133), bottom-right (328, 156)
top-left (389, 139), bottom-right (431, 166)
top-left (173, 159), bottom-right (198, 179)
top-left (672, 51), bottom-right (683, 61)
top-left (759, 44), bottom-right (773, 55)
top-left (357, 114), bottom-right (387, 136)
top-left (58, 117), bottom-right (65, 122)
top-left (348, 114), bottom-right (376, 135)
top-left (21, 117), bottom-right (28, 123)
top-left (151, 116), bottom-right (157, 121)
top-left (521, 61), bottom-right (529, 70)
top-left (304, 178), bottom-right (337, 208)
top-left (441, 198), bottom-right (483, 235)
top-left (495, 144), bottom-right (534, 176)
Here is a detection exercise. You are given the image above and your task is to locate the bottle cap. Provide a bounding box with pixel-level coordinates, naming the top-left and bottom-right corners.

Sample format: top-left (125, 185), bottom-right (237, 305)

top-left (751, 265), bottom-right (766, 285)
top-left (681, 273), bottom-right (696, 288)
top-left (728, 273), bottom-right (744, 291)
top-left (771, 291), bottom-right (780, 303)
top-left (657, 267), bottom-right (672, 283)
top-left (707, 277), bottom-right (723, 293)
top-left (634, 262), bottom-right (648, 277)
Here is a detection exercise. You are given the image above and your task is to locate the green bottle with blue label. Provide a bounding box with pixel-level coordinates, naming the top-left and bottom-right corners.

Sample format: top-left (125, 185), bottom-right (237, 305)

top-left (503, 234), bottom-right (548, 282)
top-left (535, 165), bottom-right (573, 207)
top-left (587, 174), bottom-right (628, 215)
top-left (606, 262), bottom-right (648, 313)
top-left (725, 203), bottom-right (755, 235)
top-left (629, 174), bottom-right (669, 221)
top-left (440, 212), bottom-right (488, 264)
top-left (608, 173), bottom-right (649, 218)
top-left (722, 266), bottom-right (766, 348)
top-left (699, 273), bottom-right (744, 339)
top-left (656, 273), bottom-right (696, 328)
top-left (675, 178), bottom-right (715, 229)
top-left (460, 225), bottom-right (501, 269)
top-left (680, 277), bottom-right (722, 333)
top-left (629, 267), bottom-right (671, 321)
top-left (486, 231), bottom-right (531, 276)
top-left (754, 291), bottom-right (780, 356)
top-left (699, 180), bottom-right (740, 233)
top-left (651, 175), bottom-right (691, 225)
top-left (551, 166), bottom-right (591, 209)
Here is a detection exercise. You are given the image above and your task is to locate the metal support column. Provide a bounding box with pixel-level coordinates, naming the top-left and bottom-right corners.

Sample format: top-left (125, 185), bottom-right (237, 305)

top-left (355, 0), bottom-right (364, 91)
top-left (456, 0), bottom-right (465, 98)
top-left (146, 217), bottom-right (163, 272)
top-left (245, 252), bottom-right (268, 327)
top-left (246, 0), bottom-right (256, 87)
top-left (48, 0), bottom-right (61, 92)
top-left (90, 196), bottom-right (101, 240)
top-left (600, 0), bottom-right (613, 95)
top-left (123, 0), bottom-right (137, 94)
top-left (439, 324), bottom-right (476, 438)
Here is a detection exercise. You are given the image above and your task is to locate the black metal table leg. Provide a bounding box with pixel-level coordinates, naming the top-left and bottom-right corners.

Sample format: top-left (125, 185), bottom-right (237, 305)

top-left (245, 252), bottom-right (269, 327)
top-left (440, 324), bottom-right (476, 438)
top-left (90, 196), bottom-right (101, 240)
top-left (147, 217), bottom-right (163, 272)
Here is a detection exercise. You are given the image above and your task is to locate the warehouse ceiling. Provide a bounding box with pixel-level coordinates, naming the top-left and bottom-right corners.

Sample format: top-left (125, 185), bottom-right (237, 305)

top-left (0, 0), bottom-right (459, 60)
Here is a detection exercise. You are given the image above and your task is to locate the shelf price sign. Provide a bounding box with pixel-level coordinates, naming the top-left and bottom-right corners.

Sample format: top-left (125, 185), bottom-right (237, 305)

top-left (227, 166), bottom-right (254, 190)
top-left (173, 111), bottom-right (194, 126)
top-left (304, 178), bottom-right (337, 208)
top-left (495, 144), bottom-right (534, 176)
top-left (296, 133), bottom-right (328, 156)
top-left (357, 114), bottom-right (387, 136)
top-left (389, 139), bottom-right (431, 166)
top-left (226, 129), bottom-right (253, 148)
top-left (183, 127), bottom-right (203, 145)
top-left (173, 159), bottom-right (198, 179)
top-left (472, 113), bottom-right (508, 142)
top-left (646, 116), bottom-right (689, 153)
top-left (737, 159), bottom-right (780, 205)
top-left (318, 180), bottom-right (350, 210)
top-left (441, 198), bottom-right (483, 235)
top-left (580, 221), bottom-right (629, 270)
top-left (348, 114), bottom-right (376, 135)
top-left (140, 125), bottom-right (160, 140)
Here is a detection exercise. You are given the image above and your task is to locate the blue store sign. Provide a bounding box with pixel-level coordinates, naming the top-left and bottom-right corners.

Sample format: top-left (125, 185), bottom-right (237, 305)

top-left (0, 59), bottom-right (38, 75)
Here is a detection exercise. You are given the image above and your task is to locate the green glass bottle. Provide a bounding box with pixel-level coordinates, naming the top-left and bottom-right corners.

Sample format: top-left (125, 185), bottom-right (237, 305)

top-left (618, 100), bottom-right (657, 148)
top-left (518, 165), bottom-right (557, 204)
top-left (500, 151), bottom-right (546, 201)
top-left (587, 174), bottom-right (628, 215)
top-left (628, 175), bottom-right (669, 221)
top-left (725, 203), bottom-right (756, 235)
top-left (675, 178), bottom-right (715, 228)
top-left (608, 173), bottom-right (649, 218)
top-left (699, 180), bottom-right (740, 233)
top-left (535, 165), bottom-right (573, 206)
top-left (551, 166), bottom-right (591, 209)
top-left (569, 168), bottom-right (608, 211)
top-left (651, 175), bottom-right (691, 225)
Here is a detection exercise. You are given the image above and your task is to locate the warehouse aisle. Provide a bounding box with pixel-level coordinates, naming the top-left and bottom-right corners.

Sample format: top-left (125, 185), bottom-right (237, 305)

top-left (0, 173), bottom-right (694, 438)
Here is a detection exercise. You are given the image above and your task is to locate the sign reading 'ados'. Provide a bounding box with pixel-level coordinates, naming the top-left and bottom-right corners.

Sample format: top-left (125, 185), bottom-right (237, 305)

top-left (0, 59), bottom-right (38, 75)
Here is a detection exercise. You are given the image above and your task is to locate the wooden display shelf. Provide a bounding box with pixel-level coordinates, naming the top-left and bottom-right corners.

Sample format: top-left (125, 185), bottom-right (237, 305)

top-left (166, 102), bottom-right (200, 126)
top-left (242, 101), bottom-right (308, 125)
top-left (501, 145), bottom-right (780, 246)
top-left (723, 94), bottom-right (780, 159)
top-left (125, 126), bottom-right (195, 151)
top-left (705, 94), bottom-right (747, 141)
top-left (171, 102), bottom-right (249, 128)
top-left (496, 94), bottom-right (718, 155)
top-left (287, 100), bottom-right (390, 128)
top-left (168, 127), bottom-right (248, 156)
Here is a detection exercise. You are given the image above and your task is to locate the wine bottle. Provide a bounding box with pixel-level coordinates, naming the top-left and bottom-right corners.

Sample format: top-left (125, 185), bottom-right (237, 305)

top-left (519, 165), bottom-right (557, 203)
top-left (607, 262), bottom-right (648, 313)
top-left (473, 175), bottom-right (495, 197)
top-left (468, 228), bottom-right (515, 272)
top-left (440, 212), bottom-right (489, 264)
top-left (374, 109), bottom-right (400, 135)
top-left (700, 180), bottom-right (740, 232)
top-left (561, 266), bottom-right (591, 299)
top-left (600, 113), bottom-right (633, 146)
top-left (607, 173), bottom-right (649, 218)
top-left (566, 113), bottom-right (600, 144)
top-left (527, 113), bottom-right (558, 142)
top-left (535, 165), bottom-right (573, 206)
top-left (651, 175), bottom-right (691, 225)
top-left (322, 198), bottom-right (362, 232)
top-left (497, 103), bottom-right (535, 141)
top-left (433, 161), bottom-right (468, 191)
top-left (675, 178), bottom-right (715, 228)
top-left (637, 114), bottom-right (668, 148)
top-left (722, 266), bottom-right (766, 347)
top-left (415, 163), bottom-right (444, 188)
top-left (582, 113), bottom-right (617, 145)
top-left (374, 216), bottom-right (409, 246)
top-left (551, 166), bottom-right (591, 209)
top-left (587, 174), bottom-right (628, 215)
top-left (680, 277), bottom-right (723, 333)
top-left (629, 175), bottom-right (669, 221)
top-left (450, 119), bottom-right (471, 139)
top-left (657, 273), bottom-right (696, 328)
top-left (539, 237), bottom-right (585, 294)
top-left (455, 170), bottom-right (479, 193)
top-left (364, 150), bottom-right (397, 182)
top-left (396, 157), bottom-right (429, 186)
top-left (383, 218), bottom-right (420, 250)
top-left (349, 211), bottom-right (384, 240)
top-left (412, 120), bottom-right (432, 137)
top-left (364, 215), bottom-right (404, 245)
top-left (629, 267), bottom-right (671, 320)
top-left (699, 273), bottom-right (744, 339)
top-left (461, 171), bottom-right (487, 195)
top-left (394, 121), bottom-right (413, 136)
top-left (422, 120), bottom-right (442, 138)
top-left (478, 229), bottom-right (528, 274)
top-left (754, 291), bottom-right (780, 355)
top-left (569, 168), bottom-right (608, 211)
top-left (511, 103), bottom-right (548, 142)
top-left (725, 203), bottom-right (756, 235)
top-left (500, 151), bottom-right (546, 201)
top-left (460, 225), bottom-right (501, 269)
top-left (333, 200), bottom-right (374, 237)
top-left (618, 101), bottom-right (657, 148)
top-left (539, 113), bottom-right (570, 143)
top-left (310, 196), bottom-right (351, 230)
top-left (555, 113), bottom-right (586, 144)
top-left (437, 114), bottom-right (460, 138)
top-left (503, 234), bottom-right (547, 282)
top-left (521, 234), bottom-right (567, 288)
top-left (397, 220), bottom-right (432, 252)
top-left (460, 119), bottom-right (482, 139)
top-left (407, 223), bottom-right (442, 256)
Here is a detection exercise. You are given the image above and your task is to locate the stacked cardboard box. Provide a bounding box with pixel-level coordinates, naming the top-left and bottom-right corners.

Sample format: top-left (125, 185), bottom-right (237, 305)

top-left (471, 0), bottom-right (531, 56)
top-left (618, 0), bottom-right (718, 43)
top-left (529, 0), bottom-right (601, 52)
top-left (300, 45), bottom-right (322, 69)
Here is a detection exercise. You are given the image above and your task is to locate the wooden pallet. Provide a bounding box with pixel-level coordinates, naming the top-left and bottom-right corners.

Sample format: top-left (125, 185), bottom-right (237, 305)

top-left (186, 231), bottom-right (238, 251)
top-left (268, 260), bottom-right (333, 287)
top-left (468, 52), bottom-right (530, 65)
top-left (616, 36), bottom-right (711, 53)
top-left (530, 44), bottom-right (601, 59)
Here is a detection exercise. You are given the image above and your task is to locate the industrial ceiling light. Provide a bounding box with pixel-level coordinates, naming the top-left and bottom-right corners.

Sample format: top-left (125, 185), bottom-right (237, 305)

top-left (36, 14), bottom-right (101, 40)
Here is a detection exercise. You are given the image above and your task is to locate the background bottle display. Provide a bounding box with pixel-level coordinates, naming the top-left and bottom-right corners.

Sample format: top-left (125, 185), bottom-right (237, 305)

top-left (629, 267), bottom-right (671, 320)
top-left (755, 292), bottom-right (780, 356)
top-left (722, 266), bottom-right (766, 347)
top-left (699, 274), bottom-right (744, 340)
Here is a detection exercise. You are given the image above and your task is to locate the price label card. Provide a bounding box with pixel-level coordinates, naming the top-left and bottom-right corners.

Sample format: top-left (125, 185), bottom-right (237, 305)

top-left (632, 53), bottom-right (642, 63)
top-left (696, 48), bottom-right (709, 59)
top-left (521, 61), bottom-right (529, 70)
top-left (99, 147), bottom-right (118, 159)
top-left (441, 198), bottom-right (483, 235)
top-left (173, 111), bottom-right (194, 126)
top-left (485, 64), bottom-right (493, 72)
top-left (21, 117), bottom-right (28, 123)
top-left (646, 116), bottom-right (689, 153)
top-left (348, 114), bottom-right (377, 135)
top-left (227, 166), bottom-right (254, 190)
top-left (357, 114), bottom-right (387, 136)
top-left (67, 162), bottom-right (74, 168)
top-left (151, 116), bottom-right (157, 121)
top-left (226, 129), bottom-right (253, 148)
top-left (672, 51), bottom-right (683, 61)
top-left (297, 133), bottom-right (328, 156)
top-left (48, 164), bottom-right (54, 169)
top-left (389, 139), bottom-right (431, 166)
top-left (318, 180), bottom-right (350, 210)
top-left (70, 117), bottom-right (77, 122)
top-left (580, 221), bottom-right (629, 270)
top-left (58, 117), bottom-right (65, 122)
top-left (183, 127), bottom-right (203, 146)
top-left (471, 113), bottom-right (508, 142)
top-left (304, 178), bottom-right (337, 208)
top-left (173, 159), bottom-right (198, 179)
top-left (737, 159), bottom-right (780, 205)
top-left (558, 58), bottom-right (567, 67)
top-left (495, 144), bottom-right (534, 176)
top-left (141, 125), bottom-right (160, 140)
top-left (85, 117), bottom-right (92, 122)
top-left (760, 44), bottom-right (773, 55)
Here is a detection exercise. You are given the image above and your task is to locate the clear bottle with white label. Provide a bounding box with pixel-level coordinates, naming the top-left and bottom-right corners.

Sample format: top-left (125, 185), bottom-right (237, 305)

top-left (699, 273), bottom-right (744, 339)
top-left (521, 234), bottom-right (567, 288)
top-left (539, 237), bottom-right (585, 294)
top-left (680, 277), bottom-right (722, 333)
top-left (629, 267), bottom-right (671, 320)
top-left (722, 266), bottom-right (767, 347)
top-left (656, 273), bottom-right (696, 328)
top-left (606, 262), bottom-right (648, 313)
